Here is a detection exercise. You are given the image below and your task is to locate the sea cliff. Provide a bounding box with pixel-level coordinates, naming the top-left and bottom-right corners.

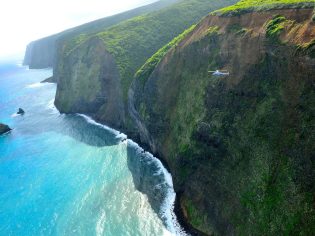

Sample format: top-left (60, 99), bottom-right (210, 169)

top-left (131, 7), bottom-right (315, 235)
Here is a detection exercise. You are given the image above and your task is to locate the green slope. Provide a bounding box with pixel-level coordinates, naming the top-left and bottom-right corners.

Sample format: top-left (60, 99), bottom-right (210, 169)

top-left (61, 0), bottom-right (238, 98)
top-left (24, 0), bottom-right (180, 68)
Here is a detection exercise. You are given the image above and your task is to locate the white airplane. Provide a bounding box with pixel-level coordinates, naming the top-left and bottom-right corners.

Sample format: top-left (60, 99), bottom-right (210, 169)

top-left (208, 70), bottom-right (230, 76)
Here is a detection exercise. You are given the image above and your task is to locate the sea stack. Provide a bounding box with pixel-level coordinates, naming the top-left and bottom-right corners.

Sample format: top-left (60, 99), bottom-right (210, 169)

top-left (17, 108), bottom-right (25, 115)
top-left (0, 123), bottom-right (11, 135)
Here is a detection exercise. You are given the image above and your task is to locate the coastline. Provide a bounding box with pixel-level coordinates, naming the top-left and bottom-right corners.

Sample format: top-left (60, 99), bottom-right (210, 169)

top-left (127, 134), bottom-right (209, 236)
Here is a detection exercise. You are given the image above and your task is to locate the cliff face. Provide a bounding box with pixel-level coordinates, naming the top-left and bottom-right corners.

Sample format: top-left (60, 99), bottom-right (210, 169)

top-left (132, 8), bottom-right (315, 235)
top-left (55, 37), bottom-right (125, 129)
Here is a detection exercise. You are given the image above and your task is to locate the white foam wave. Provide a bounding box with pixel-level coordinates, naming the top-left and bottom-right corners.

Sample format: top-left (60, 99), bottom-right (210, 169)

top-left (11, 113), bottom-right (19, 117)
top-left (77, 114), bottom-right (127, 140)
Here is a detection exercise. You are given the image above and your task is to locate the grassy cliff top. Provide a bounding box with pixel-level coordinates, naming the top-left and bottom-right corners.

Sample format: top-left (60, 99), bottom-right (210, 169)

top-left (214, 0), bottom-right (315, 15)
top-left (63, 0), bottom-right (238, 98)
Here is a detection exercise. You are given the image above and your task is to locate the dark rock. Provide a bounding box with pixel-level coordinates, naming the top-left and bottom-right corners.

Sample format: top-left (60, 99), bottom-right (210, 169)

top-left (41, 76), bottom-right (56, 83)
top-left (0, 123), bottom-right (11, 135)
top-left (17, 108), bottom-right (25, 115)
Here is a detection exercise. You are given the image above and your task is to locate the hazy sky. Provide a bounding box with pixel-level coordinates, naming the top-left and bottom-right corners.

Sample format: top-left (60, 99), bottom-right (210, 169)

top-left (0, 0), bottom-right (157, 59)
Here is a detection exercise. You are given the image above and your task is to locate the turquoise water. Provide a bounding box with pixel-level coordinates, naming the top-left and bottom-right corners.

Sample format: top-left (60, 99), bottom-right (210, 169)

top-left (0, 61), bottom-right (184, 235)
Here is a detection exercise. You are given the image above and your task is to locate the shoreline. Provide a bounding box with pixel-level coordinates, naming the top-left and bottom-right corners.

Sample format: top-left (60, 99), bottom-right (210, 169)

top-left (128, 135), bottom-right (209, 236)
top-left (78, 113), bottom-right (190, 236)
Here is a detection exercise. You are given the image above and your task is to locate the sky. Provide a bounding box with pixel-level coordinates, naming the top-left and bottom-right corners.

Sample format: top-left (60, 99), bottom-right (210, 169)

top-left (0, 0), bottom-right (157, 60)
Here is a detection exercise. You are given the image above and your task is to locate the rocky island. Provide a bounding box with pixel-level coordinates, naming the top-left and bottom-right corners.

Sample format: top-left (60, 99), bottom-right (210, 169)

top-left (0, 123), bottom-right (11, 135)
top-left (24, 0), bottom-right (315, 235)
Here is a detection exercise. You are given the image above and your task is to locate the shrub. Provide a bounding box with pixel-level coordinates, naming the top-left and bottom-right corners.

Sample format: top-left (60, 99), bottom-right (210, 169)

top-left (265, 15), bottom-right (287, 42)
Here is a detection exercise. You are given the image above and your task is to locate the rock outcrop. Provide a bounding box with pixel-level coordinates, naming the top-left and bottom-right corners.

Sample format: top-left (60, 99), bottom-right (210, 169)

top-left (0, 123), bottom-right (11, 135)
top-left (17, 108), bottom-right (25, 115)
top-left (41, 76), bottom-right (56, 83)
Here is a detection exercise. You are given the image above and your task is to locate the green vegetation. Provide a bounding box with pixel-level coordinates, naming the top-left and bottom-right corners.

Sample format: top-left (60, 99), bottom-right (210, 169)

top-left (205, 26), bottom-right (220, 36)
top-left (183, 199), bottom-right (209, 232)
top-left (304, 39), bottom-right (315, 49)
top-left (214, 0), bottom-right (315, 16)
top-left (296, 39), bottom-right (315, 58)
top-left (64, 34), bottom-right (89, 56)
top-left (135, 25), bottom-right (220, 86)
top-left (62, 0), bottom-right (238, 98)
top-left (265, 15), bottom-right (288, 42)
top-left (226, 24), bottom-right (249, 35)
top-left (185, 199), bottom-right (203, 227)
top-left (135, 25), bottom-right (196, 85)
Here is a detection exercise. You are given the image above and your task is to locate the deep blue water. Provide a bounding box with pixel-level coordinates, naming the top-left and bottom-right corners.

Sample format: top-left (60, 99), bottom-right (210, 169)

top-left (0, 61), bottom-right (184, 236)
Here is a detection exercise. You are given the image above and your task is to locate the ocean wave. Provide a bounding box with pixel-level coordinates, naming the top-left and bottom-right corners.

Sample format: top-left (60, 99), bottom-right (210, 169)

top-left (77, 114), bottom-right (127, 140)
top-left (78, 113), bottom-right (187, 236)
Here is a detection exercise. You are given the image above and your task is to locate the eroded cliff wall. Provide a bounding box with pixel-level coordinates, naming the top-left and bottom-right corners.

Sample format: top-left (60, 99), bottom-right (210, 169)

top-left (132, 8), bottom-right (315, 235)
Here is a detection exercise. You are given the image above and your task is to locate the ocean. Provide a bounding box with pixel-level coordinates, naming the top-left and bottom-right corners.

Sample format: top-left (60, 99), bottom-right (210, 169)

top-left (0, 61), bottom-right (185, 236)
